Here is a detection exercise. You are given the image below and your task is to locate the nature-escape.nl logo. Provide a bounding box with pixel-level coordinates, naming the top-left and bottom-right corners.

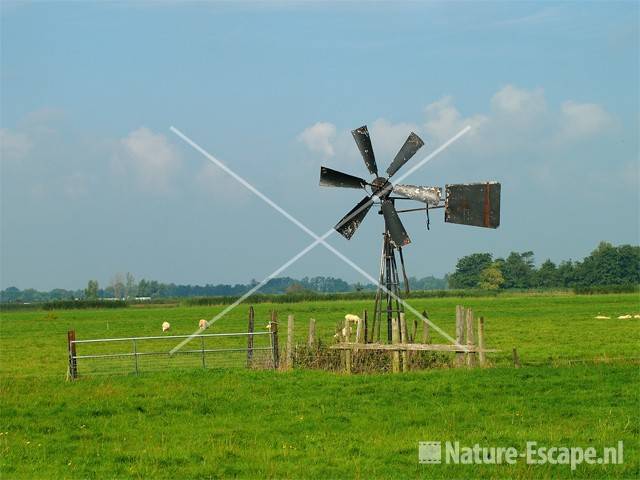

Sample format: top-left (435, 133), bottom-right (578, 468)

top-left (419, 441), bottom-right (624, 470)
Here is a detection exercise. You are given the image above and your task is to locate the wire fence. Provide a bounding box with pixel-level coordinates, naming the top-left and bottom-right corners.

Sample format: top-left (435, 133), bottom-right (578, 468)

top-left (68, 330), bottom-right (276, 378)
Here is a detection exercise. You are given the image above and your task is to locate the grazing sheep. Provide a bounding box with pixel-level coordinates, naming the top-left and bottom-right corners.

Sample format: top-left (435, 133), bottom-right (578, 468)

top-left (634, 315), bottom-right (640, 319)
top-left (198, 319), bottom-right (208, 329)
top-left (595, 315), bottom-right (610, 319)
top-left (344, 314), bottom-right (361, 323)
top-left (617, 315), bottom-right (632, 319)
top-left (333, 326), bottom-right (350, 339)
top-left (162, 321), bottom-right (170, 332)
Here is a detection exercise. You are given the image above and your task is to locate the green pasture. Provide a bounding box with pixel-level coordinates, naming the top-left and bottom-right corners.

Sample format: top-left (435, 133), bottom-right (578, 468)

top-left (1, 293), bottom-right (639, 478)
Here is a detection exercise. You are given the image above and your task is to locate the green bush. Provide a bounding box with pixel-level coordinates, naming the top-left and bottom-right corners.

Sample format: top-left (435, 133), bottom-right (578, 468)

top-left (573, 284), bottom-right (639, 295)
top-left (181, 289), bottom-right (499, 307)
top-left (41, 300), bottom-right (129, 310)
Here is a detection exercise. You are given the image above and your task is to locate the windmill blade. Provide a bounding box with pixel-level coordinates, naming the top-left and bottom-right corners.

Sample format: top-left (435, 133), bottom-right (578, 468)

top-left (351, 125), bottom-right (378, 176)
top-left (392, 184), bottom-right (441, 206)
top-left (381, 200), bottom-right (411, 247)
top-left (335, 196), bottom-right (374, 240)
top-left (320, 166), bottom-right (367, 189)
top-left (386, 132), bottom-right (425, 178)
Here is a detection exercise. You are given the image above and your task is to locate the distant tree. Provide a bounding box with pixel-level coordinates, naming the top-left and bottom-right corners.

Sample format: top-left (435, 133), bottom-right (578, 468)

top-left (448, 253), bottom-right (493, 289)
top-left (501, 251), bottom-right (535, 289)
top-left (285, 283), bottom-right (307, 294)
top-left (535, 260), bottom-right (559, 288)
top-left (478, 263), bottom-right (505, 290)
top-left (408, 276), bottom-right (447, 290)
top-left (125, 272), bottom-right (137, 299)
top-left (110, 273), bottom-right (125, 299)
top-left (49, 289), bottom-right (74, 300)
top-left (1, 287), bottom-right (21, 302)
top-left (557, 260), bottom-right (577, 287)
top-left (574, 242), bottom-right (640, 286)
top-left (85, 280), bottom-right (99, 300)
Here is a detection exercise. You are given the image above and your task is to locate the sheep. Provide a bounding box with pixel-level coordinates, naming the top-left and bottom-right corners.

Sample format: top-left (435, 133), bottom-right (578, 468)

top-left (344, 314), bottom-right (361, 323)
top-left (333, 326), bottom-right (352, 340)
top-left (617, 315), bottom-right (632, 319)
top-left (198, 319), bottom-right (208, 329)
top-left (634, 314), bottom-right (640, 319)
top-left (162, 321), bottom-right (170, 332)
top-left (594, 315), bottom-right (610, 319)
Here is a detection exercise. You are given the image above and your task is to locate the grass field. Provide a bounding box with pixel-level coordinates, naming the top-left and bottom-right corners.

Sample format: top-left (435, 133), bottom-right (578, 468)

top-left (1, 293), bottom-right (639, 478)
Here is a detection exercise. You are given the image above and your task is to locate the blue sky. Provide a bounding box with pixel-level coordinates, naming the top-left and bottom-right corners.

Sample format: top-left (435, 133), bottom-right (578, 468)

top-left (1, 1), bottom-right (638, 290)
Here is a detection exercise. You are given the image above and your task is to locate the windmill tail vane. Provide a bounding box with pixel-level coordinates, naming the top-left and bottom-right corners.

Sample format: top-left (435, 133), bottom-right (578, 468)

top-left (319, 124), bottom-right (501, 343)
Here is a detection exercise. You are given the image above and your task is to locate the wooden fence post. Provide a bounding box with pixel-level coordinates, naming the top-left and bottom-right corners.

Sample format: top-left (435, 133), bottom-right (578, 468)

top-left (421, 310), bottom-right (431, 344)
top-left (343, 318), bottom-right (352, 374)
top-left (286, 314), bottom-right (294, 369)
top-left (512, 347), bottom-right (521, 368)
top-left (363, 310), bottom-right (368, 345)
top-left (270, 311), bottom-right (279, 370)
top-left (399, 313), bottom-right (409, 372)
top-left (307, 318), bottom-right (316, 347)
top-left (411, 318), bottom-right (418, 344)
top-left (455, 306), bottom-right (465, 367)
top-left (391, 317), bottom-right (400, 373)
top-left (247, 306), bottom-right (255, 367)
top-left (67, 330), bottom-right (77, 380)
top-left (356, 317), bottom-right (365, 344)
top-left (477, 316), bottom-right (486, 367)
top-left (466, 308), bottom-right (477, 367)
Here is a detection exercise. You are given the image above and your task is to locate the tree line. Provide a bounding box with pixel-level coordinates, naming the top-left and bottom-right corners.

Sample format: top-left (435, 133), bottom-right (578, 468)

top-left (1, 241), bottom-right (637, 303)
top-left (447, 242), bottom-right (639, 290)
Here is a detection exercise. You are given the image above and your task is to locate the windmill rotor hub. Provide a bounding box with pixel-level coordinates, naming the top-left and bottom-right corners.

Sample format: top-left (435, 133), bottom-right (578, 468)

top-left (371, 177), bottom-right (391, 198)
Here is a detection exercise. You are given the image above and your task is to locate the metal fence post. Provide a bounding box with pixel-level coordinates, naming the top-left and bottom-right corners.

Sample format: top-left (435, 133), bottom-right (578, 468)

top-left (132, 339), bottom-right (139, 375)
top-left (67, 330), bottom-right (78, 380)
top-left (270, 311), bottom-right (279, 370)
top-left (247, 306), bottom-right (255, 367)
top-left (201, 336), bottom-right (206, 369)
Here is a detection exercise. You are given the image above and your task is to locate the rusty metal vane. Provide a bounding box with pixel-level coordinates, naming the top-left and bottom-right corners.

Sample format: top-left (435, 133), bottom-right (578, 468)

top-left (386, 132), bottom-right (424, 178)
top-left (351, 125), bottom-right (378, 176)
top-left (319, 166), bottom-right (368, 189)
top-left (381, 199), bottom-right (411, 247)
top-left (335, 196), bottom-right (374, 240)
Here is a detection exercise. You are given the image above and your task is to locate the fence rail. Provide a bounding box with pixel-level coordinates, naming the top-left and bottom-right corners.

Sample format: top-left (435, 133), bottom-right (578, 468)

top-left (67, 328), bottom-right (278, 379)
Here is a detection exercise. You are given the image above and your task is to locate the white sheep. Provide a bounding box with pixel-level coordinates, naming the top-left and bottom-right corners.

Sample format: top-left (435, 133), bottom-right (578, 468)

top-left (634, 314), bottom-right (640, 319)
top-left (162, 321), bottom-right (171, 332)
top-left (344, 314), bottom-right (361, 323)
top-left (198, 319), bottom-right (208, 329)
top-left (617, 315), bottom-right (632, 319)
top-left (333, 326), bottom-right (350, 339)
top-left (594, 315), bottom-right (610, 319)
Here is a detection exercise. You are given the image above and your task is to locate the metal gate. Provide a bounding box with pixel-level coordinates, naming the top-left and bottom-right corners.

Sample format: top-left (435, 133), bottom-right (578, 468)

top-left (67, 329), bottom-right (278, 378)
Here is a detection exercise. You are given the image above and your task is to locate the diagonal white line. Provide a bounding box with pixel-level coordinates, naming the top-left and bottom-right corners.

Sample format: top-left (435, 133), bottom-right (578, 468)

top-left (391, 126), bottom-right (471, 186)
top-left (170, 125), bottom-right (471, 352)
top-left (169, 231), bottom-right (332, 354)
top-left (171, 127), bottom-right (319, 241)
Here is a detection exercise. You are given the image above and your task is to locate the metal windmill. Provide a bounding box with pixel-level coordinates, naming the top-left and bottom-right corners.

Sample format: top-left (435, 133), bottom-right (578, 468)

top-left (319, 125), bottom-right (500, 343)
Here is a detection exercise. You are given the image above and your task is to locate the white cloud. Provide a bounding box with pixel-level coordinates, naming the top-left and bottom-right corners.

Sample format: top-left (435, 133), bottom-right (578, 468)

top-left (117, 127), bottom-right (181, 191)
top-left (0, 128), bottom-right (32, 161)
top-left (297, 122), bottom-right (336, 157)
top-left (368, 118), bottom-right (422, 160)
top-left (557, 101), bottom-right (612, 140)
top-left (297, 85), bottom-right (615, 183)
top-left (490, 85), bottom-right (547, 117)
top-left (424, 96), bottom-right (487, 144)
